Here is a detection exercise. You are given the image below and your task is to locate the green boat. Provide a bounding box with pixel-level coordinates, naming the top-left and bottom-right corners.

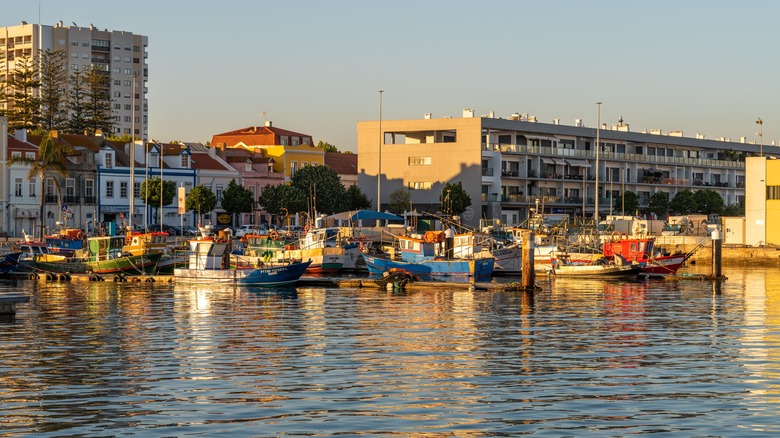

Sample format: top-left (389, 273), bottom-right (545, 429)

top-left (20, 235), bottom-right (160, 275)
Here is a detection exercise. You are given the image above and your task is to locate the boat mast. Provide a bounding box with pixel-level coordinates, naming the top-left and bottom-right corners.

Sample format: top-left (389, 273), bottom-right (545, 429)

top-left (129, 75), bottom-right (135, 232)
top-left (594, 102), bottom-right (601, 225)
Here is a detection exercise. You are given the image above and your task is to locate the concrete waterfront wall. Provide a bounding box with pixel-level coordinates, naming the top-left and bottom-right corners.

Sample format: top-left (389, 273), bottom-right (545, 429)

top-left (656, 235), bottom-right (780, 266)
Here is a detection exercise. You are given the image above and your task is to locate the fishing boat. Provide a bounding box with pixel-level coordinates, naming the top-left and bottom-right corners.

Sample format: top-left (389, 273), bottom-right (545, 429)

top-left (44, 227), bottom-right (85, 257)
top-left (452, 230), bottom-right (523, 275)
top-left (551, 254), bottom-right (641, 279)
top-left (285, 226), bottom-right (344, 274)
top-left (361, 232), bottom-right (494, 282)
top-left (0, 251), bottom-right (23, 273)
top-left (603, 233), bottom-right (687, 277)
top-left (122, 230), bottom-right (185, 274)
top-left (174, 235), bottom-right (311, 286)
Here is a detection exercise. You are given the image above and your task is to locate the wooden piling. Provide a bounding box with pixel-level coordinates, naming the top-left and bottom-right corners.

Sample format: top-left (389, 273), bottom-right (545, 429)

top-left (711, 229), bottom-right (722, 279)
top-left (521, 230), bottom-right (535, 290)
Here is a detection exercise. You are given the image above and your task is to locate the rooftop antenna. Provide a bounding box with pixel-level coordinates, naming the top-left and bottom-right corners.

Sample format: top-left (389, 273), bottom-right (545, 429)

top-left (260, 112), bottom-right (266, 126)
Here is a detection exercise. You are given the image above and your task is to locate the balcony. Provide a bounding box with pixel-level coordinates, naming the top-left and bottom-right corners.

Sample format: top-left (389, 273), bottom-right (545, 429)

top-left (64, 195), bottom-right (80, 204)
top-left (44, 194), bottom-right (57, 204)
top-left (481, 168), bottom-right (494, 177)
top-left (83, 196), bottom-right (96, 205)
top-left (481, 193), bottom-right (499, 202)
top-left (501, 169), bottom-right (519, 177)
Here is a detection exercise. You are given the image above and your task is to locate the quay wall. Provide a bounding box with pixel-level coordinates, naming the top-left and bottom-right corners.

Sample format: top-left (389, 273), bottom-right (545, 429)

top-left (656, 236), bottom-right (780, 266)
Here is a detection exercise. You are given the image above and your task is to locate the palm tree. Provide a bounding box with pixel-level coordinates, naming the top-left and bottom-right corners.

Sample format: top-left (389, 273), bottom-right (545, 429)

top-left (8, 133), bottom-right (72, 238)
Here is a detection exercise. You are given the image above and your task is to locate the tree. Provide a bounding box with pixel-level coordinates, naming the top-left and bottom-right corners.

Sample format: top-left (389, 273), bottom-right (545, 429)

top-left (3, 54), bottom-right (41, 130)
top-left (83, 65), bottom-right (114, 135)
top-left (723, 198), bottom-right (745, 216)
top-left (257, 184), bottom-right (307, 223)
top-left (39, 49), bottom-right (68, 131)
top-left (220, 179), bottom-right (255, 225)
top-left (290, 165), bottom-right (347, 214)
top-left (613, 191), bottom-right (639, 216)
top-left (439, 182), bottom-right (471, 216)
top-left (345, 184), bottom-right (372, 210)
top-left (316, 140), bottom-right (338, 153)
top-left (139, 176), bottom-right (176, 223)
top-left (669, 189), bottom-right (697, 215)
top-left (693, 189), bottom-right (724, 216)
top-left (7, 132), bottom-right (72, 238)
top-left (185, 184), bottom-right (218, 226)
top-left (66, 70), bottom-right (88, 134)
top-left (648, 191), bottom-right (669, 219)
top-left (388, 188), bottom-right (411, 214)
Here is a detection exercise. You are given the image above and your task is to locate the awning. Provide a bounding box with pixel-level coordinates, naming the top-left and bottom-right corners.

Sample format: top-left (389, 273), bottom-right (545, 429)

top-left (566, 159), bottom-right (592, 168)
top-left (552, 158), bottom-right (567, 166)
top-left (541, 157), bottom-right (555, 165)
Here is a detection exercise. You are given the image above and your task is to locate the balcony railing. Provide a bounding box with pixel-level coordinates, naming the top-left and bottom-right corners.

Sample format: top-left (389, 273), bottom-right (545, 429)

top-left (44, 194), bottom-right (57, 204)
top-left (83, 196), bottom-right (96, 205)
top-left (482, 168), bottom-right (494, 177)
top-left (64, 195), bottom-right (80, 204)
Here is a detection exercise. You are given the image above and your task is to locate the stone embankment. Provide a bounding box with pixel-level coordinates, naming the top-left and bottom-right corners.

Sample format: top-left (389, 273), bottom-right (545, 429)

top-left (656, 236), bottom-right (780, 266)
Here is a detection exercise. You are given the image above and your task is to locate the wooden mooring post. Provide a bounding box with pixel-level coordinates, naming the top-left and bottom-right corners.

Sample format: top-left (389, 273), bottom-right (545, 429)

top-left (520, 230), bottom-right (535, 290)
top-left (711, 228), bottom-right (723, 279)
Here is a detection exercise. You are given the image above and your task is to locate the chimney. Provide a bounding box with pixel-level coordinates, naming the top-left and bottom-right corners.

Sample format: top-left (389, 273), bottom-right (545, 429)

top-left (95, 128), bottom-right (103, 138)
top-left (264, 120), bottom-right (273, 127)
top-left (463, 108), bottom-right (474, 118)
top-left (221, 142), bottom-right (227, 152)
top-left (50, 130), bottom-right (58, 139)
top-left (14, 128), bottom-right (27, 143)
top-left (424, 113), bottom-right (432, 119)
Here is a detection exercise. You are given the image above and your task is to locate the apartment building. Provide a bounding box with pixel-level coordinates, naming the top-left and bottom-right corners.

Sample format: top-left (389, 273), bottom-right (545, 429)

top-left (0, 21), bottom-right (149, 139)
top-left (357, 110), bottom-right (778, 227)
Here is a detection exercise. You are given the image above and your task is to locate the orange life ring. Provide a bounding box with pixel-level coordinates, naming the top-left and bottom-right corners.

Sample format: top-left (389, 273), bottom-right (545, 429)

top-left (125, 235), bottom-right (132, 245)
top-left (76, 231), bottom-right (84, 240)
top-left (270, 230), bottom-right (279, 240)
top-left (611, 231), bottom-right (622, 242)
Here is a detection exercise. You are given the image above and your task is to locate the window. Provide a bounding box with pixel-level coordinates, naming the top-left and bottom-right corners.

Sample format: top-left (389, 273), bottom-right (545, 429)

top-left (71, 64), bottom-right (79, 70)
top-left (45, 178), bottom-right (55, 196)
top-left (181, 154), bottom-right (189, 168)
top-left (24, 151), bottom-right (34, 159)
top-left (134, 182), bottom-right (141, 198)
top-left (292, 137), bottom-right (300, 146)
top-left (72, 41), bottom-right (79, 46)
top-left (216, 185), bottom-right (223, 202)
top-left (246, 160), bottom-right (252, 172)
top-left (408, 181), bottom-right (432, 190)
top-left (85, 179), bottom-right (94, 197)
top-left (120, 181), bottom-right (128, 198)
top-left (11, 151), bottom-right (21, 158)
top-left (408, 156), bottom-right (432, 166)
top-left (113, 67), bottom-right (120, 74)
top-left (106, 180), bottom-right (114, 198)
top-left (29, 180), bottom-right (35, 197)
top-left (72, 51), bottom-right (78, 58)
top-left (114, 91), bottom-right (121, 97)
top-left (114, 103), bottom-right (121, 109)
top-left (104, 152), bottom-right (113, 168)
top-left (123, 68), bottom-right (131, 74)
top-left (281, 136), bottom-right (289, 146)
top-left (82, 42), bottom-right (89, 47)
top-left (290, 161), bottom-right (298, 176)
top-left (66, 178), bottom-right (75, 197)
top-left (14, 178), bottom-right (22, 197)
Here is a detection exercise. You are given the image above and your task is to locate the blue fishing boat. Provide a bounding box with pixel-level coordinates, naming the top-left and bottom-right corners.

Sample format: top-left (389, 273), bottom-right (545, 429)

top-left (174, 235), bottom-right (312, 286)
top-left (361, 232), bottom-right (495, 282)
top-left (0, 251), bottom-right (22, 273)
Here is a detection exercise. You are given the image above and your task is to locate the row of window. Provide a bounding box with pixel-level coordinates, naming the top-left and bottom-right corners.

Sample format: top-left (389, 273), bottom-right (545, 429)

top-left (0, 36), bottom-right (33, 45)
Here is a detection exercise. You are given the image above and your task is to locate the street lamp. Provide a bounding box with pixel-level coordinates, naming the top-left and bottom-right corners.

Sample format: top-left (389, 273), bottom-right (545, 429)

top-left (756, 117), bottom-right (763, 157)
top-left (377, 90), bottom-right (384, 212)
top-left (594, 102), bottom-right (602, 223)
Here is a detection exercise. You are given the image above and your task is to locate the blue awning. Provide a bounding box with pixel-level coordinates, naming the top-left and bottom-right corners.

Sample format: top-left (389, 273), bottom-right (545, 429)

top-left (350, 210), bottom-right (403, 221)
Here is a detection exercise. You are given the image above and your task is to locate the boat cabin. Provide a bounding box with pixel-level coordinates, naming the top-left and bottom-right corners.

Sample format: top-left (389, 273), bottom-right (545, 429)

top-left (603, 236), bottom-right (654, 263)
top-left (187, 239), bottom-right (231, 270)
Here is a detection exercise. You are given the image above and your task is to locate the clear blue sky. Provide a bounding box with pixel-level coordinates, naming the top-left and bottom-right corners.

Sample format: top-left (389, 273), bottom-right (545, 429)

top-left (5, 0), bottom-right (779, 152)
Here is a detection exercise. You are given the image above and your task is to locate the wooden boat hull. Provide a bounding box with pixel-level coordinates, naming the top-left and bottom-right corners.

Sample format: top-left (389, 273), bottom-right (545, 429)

top-left (552, 263), bottom-right (641, 279)
top-left (361, 253), bottom-right (494, 282)
top-left (174, 260), bottom-right (311, 286)
top-left (20, 252), bottom-right (161, 275)
top-left (639, 255), bottom-right (686, 277)
top-left (0, 252), bottom-right (22, 273)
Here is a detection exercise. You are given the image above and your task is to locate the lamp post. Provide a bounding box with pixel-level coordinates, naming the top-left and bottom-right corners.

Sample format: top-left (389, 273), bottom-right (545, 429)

top-left (377, 90), bottom-right (384, 212)
top-left (756, 117), bottom-right (764, 157)
top-left (594, 102), bottom-right (601, 223)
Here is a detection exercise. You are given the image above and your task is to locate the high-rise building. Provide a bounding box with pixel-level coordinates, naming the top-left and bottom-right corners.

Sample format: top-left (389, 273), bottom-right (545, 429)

top-left (0, 21), bottom-right (148, 139)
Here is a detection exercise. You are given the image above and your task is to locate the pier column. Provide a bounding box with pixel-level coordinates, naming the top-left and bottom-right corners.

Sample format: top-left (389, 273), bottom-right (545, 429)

top-left (711, 229), bottom-right (722, 278)
top-left (521, 230), bottom-right (535, 289)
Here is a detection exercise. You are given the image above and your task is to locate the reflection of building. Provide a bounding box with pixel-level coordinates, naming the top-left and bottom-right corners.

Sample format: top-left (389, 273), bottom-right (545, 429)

top-left (358, 110), bottom-right (775, 227)
top-left (745, 156), bottom-right (780, 246)
top-left (0, 22), bottom-right (149, 139)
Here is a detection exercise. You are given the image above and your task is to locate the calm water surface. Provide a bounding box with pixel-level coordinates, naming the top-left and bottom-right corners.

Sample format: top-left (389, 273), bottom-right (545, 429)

top-left (2, 266), bottom-right (780, 436)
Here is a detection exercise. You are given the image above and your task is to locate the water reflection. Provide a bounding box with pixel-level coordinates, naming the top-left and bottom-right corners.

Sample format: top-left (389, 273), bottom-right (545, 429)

top-left (1, 267), bottom-right (780, 434)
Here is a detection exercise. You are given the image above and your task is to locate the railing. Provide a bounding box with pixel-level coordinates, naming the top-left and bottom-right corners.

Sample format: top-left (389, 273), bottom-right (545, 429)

top-left (44, 194), bottom-right (57, 204)
top-left (83, 196), bottom-right (96, 205)
top-left (64, 195), bottom-right (80, 204)
top-left (481, 168), bottom-right (494, 177)
top-left (481, 193), bottom-right (499, 202)
top-left (482, 143), bottom-right (745, 170)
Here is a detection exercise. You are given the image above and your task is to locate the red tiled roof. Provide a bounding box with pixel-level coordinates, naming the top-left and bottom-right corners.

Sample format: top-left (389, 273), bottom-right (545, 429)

top-left (211, 125), bottom-right (313, 147)
top-left (6, 135), bottom-right (37, 159)
top-left (324, 152), bottom-right (357, 175)
top-left (190, 152), bottom-right (232, 171)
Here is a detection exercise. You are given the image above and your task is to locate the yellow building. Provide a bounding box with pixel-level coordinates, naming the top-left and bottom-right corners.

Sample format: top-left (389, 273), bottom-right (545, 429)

top-left (746, 156), bottom-right (780, 246)
top-left (211, 122), bottom-right (323, 182)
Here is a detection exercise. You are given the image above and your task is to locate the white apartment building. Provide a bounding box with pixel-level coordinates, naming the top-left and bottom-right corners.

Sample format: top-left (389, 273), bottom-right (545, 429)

top-left (0, 21), bottom-right (148, 139)
top-left (358, 110), bottom-right (779, 227)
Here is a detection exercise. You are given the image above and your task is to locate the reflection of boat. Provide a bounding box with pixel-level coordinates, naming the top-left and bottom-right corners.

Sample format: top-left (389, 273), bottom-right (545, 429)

top-left (361, 233), bottom-right (494, 282)
top-left (175, 236), bottom-right (311, 286)
top-left (552, 254), bottom-right (641, 279)
top-left (603, 234), bottom-right (686, 277)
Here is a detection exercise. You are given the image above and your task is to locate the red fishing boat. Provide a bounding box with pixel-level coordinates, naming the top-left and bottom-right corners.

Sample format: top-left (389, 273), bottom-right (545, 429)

top-left (603, 234), bottom-right (687, 277)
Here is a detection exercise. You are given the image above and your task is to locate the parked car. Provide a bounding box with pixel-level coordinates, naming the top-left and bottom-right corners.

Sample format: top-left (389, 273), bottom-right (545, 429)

top-left (235, 224), bottom-right (262, 238)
